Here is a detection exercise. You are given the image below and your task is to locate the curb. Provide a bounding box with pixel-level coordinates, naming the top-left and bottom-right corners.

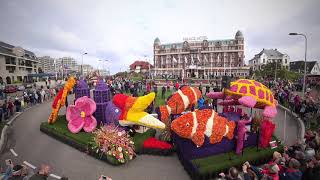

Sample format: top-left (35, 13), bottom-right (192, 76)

top-left (277, 104), bottom-right (305, 142)
top-left (0, 105), bottom-right (37, 153)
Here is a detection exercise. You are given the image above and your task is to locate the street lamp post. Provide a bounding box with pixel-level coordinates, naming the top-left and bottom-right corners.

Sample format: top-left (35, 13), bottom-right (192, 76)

top-left (274, 60), bottom-right (278, 80)
top-left (289, 33), bottom-right (307, 95)
top-left (104, 60), bottom-right (110, 76)
top-left (81, 52), bottom-right (88, 76)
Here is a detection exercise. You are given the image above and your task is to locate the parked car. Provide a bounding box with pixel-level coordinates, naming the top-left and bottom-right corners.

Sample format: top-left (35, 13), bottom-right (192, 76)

top-left (4, 85), bottom-right (17, 93)
top-left (17, 85), bottom-right (25, 91)
top-left (23, 83), bottom-right (33, 88)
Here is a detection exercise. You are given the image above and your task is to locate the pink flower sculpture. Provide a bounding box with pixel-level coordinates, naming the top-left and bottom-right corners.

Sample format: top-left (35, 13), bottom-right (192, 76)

top-left (66, 96), bottom-right (97, 133)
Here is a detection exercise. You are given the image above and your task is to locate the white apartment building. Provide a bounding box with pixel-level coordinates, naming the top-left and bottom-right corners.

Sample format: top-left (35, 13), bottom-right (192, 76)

top-left (249, 49), bottom-right (290, 71)
top-left (38, 56), bottom-right (56, 73)
top-left (56, 57), bottom-right (78, 71)
top-left (82, 64), bottom-right (94, 76)
top-left (0, 41), bottom-right (38, 84)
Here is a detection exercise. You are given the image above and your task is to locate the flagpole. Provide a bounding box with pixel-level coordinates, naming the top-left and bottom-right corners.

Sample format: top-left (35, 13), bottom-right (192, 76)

top-left (210, 54), bottom-right (213, 80)
top-left (229, 57), bottom-right (232, 76)
top-left (223, 53), bottom-right (226, 76)
top-left (166, 56), bottom-right (168, 79)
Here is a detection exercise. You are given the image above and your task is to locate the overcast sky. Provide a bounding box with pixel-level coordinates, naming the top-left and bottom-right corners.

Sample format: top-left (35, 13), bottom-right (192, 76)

top-left (0, 0), bottom-right (319, 74)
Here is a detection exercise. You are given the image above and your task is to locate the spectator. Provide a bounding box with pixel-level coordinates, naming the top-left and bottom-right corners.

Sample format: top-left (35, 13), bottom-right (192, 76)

top-left (281, 158), bottom-right (302, 180)
top-left (166, 81), bottom-right (170, 92)
top-left (8, 165), bottom-right (27, 180)
top-left (175, 81), bottom-right (179, 91)
top-left (219, 167), bottom-right (241, 180)
top-left (205, 85), bottom-right (210, 94)
top-left (198, 83), bottom-right (202, 95)
top-left (250, 162), bottom-right (280, 180)
top-left (14, 97), bottom-right (21, 112)
top-left (197, 96), bottom-right (205, 109)
top-left (29, 165), bottom-right (50, 180)
top-left (242, 163), bottom-right (257, 180)
top-left (153, 83), bottom-right (158, 96)
top-left (161, 86), bottom-right (166, 99)
top-left (1, 159), bottom-right (14, 180)
top-left (8, 100), bottom-right (14, 116)
top-left (1, 100), bottom-right (8, 120)
top-left (146, 82), bottom-right (151, 93)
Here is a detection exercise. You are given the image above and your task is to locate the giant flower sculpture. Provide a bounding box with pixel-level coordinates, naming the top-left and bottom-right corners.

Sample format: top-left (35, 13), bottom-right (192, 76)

top-left (66, 96), bottom-right (97, 133)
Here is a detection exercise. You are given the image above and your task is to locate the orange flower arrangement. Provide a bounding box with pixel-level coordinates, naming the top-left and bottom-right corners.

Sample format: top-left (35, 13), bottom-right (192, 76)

top-left (48, 76), bottom-right (76, 124)
top-left (180, 86), bottom-right (196, 107)
top-left (171, 109), bottom-right (236, 147)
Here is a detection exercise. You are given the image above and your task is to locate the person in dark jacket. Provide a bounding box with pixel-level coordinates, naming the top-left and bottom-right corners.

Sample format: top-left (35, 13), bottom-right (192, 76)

top-left (153, 84), bottom-right (158, 96)
top-left (280, 158), bottom-right (302, 180)
top-left (205, 85), bottom-right (210, 94)
top-left (161, 86), bottom-right (166, 99)
top-left (303, 159), bottom-right (320, 180)
top-left (14, 97), bottom-right (21, 112)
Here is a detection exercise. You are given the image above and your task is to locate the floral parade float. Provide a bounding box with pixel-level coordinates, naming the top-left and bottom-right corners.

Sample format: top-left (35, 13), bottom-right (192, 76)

top-left (41, 78), bottom-right (169, 165)
top-left (41, 77), bottom-right (283, 178)
top-left (169, 79), bottom-right (282, 179)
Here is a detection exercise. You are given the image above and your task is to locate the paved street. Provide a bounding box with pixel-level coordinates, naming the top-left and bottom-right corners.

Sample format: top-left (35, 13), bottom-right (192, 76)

top-left (0, 97), bottom-right (190, 180)
top-left (0, 95), bottom-right (300, 180)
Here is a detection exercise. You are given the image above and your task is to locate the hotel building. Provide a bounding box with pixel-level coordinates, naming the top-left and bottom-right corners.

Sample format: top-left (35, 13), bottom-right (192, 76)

top-left (153, 31), bottom-right (249, 79)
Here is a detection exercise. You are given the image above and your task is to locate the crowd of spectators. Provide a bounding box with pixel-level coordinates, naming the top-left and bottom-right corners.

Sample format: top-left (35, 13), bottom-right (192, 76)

top-left (0, 84), bottom-right (57, 123)
top-left (0, 160), bottom-right (70, 180)
top-left (217, 128), bottom-right (320, 180)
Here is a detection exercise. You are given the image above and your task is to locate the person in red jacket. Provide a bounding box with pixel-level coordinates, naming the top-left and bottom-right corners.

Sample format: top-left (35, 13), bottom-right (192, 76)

top-left (175, 81), bottom-right (179, 91)
top-left (146, 82), bottom-right (151, 93)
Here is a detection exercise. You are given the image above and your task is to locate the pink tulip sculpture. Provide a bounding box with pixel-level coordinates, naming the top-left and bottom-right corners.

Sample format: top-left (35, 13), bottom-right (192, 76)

top-left (66, 96), bottom-right (97, 133)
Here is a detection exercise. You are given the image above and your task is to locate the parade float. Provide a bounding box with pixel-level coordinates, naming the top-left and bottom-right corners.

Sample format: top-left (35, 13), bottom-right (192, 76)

top-left (40, 77), bottom-right (283, 179)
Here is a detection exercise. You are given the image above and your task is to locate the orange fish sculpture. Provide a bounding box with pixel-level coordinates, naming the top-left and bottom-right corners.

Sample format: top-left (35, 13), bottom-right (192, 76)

top-left (156, 86), bottom-right (202, 124)
top-left (171, 109), bottom-right (236, 147)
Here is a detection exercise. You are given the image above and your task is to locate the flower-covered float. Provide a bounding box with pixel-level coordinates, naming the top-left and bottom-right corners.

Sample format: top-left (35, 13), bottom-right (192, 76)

top-left (40, 77), bottom-right (283, 178)
top-left (41, 78), bottom-right (171, 165)
top-left (169, 79), bottom-right (282, 179)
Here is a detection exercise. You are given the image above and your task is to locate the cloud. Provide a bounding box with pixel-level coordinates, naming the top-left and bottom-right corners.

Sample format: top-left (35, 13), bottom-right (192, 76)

top-left (0, 0), bottom-right (319, 74)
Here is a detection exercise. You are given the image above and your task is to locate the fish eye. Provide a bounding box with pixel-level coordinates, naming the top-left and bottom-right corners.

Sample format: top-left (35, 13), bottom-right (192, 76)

top-left (186, 123), bottom-right (190, 127)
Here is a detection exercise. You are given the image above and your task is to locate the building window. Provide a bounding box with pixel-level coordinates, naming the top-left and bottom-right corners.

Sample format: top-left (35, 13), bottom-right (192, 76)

top-left (5, 56), bottom-right (10, 64)
top-left (6, 66), bottom-right (15, 73)
top-left (285, 59), bottom-right (287, 63)
top-left (263, 59), bottom-right (265, 63)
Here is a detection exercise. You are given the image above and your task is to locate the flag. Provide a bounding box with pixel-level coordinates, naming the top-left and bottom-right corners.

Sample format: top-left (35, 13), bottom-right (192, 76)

top-left (191, 56), bottom-right (194, 65)
top-left (204, 55), bottom-right (208, 62)
top-left (184, 56), bottom-right (188, 63)
top-left (172, 56), bottom-right (177, 63)
top-left (197, 54), bottom-right (201, 63)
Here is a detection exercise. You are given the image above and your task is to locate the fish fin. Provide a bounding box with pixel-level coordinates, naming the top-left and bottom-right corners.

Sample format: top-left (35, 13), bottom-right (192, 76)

top-left (157, 105), bottom-right (170, 124)
top-left (226, 121), bottom-right (236, 140)
top-left (191, 133), bottom-right (205, 147)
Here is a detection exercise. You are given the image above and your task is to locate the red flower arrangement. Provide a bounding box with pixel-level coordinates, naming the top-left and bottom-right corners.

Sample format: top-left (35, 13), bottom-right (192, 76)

top-left (143, 137), bottom-right (172, 150)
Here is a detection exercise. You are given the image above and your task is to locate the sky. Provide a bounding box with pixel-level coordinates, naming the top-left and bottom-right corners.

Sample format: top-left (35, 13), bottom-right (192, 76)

top-left (0, 0), bottom-right (319, 74)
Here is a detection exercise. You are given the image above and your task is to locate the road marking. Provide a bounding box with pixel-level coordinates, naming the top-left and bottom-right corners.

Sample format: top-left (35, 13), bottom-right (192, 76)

top-left (23, 161), bottom-right (36, 169)
top-left (50, 174), bottom-right (61, 179)
top-left (7, 114), bottom-right (21, 125)
top-left (10, 149), bottom-right (18, 157)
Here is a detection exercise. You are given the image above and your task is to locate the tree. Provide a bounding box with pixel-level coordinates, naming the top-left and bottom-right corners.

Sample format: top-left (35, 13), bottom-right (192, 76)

top-left (254, 62), bottom-right (301, 81)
